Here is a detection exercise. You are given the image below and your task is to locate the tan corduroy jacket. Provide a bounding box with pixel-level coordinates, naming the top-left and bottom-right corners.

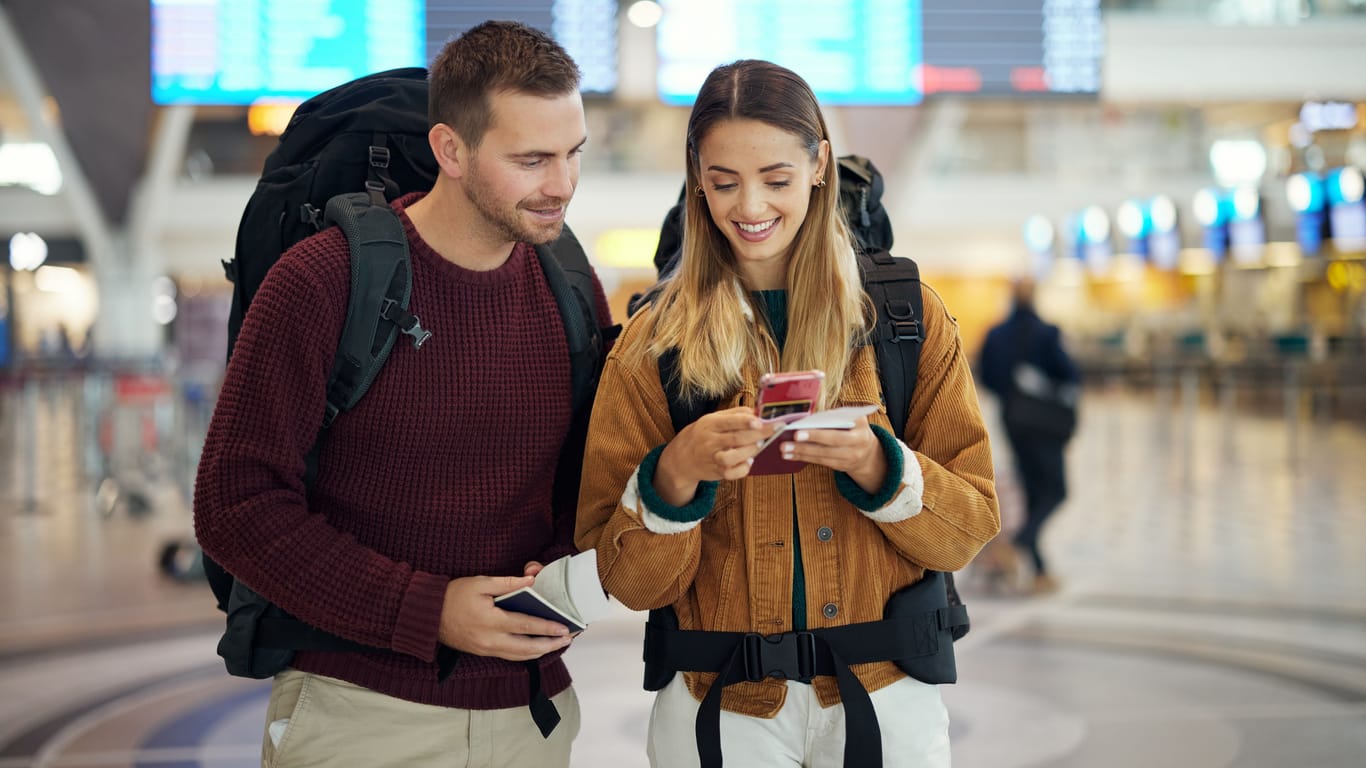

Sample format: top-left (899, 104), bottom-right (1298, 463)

top-left (575, 283), bottom-right (999, 718)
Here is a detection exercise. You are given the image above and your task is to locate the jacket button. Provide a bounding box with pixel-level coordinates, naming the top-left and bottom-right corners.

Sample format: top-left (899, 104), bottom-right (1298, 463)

top-left (822, 602), bottom-right (838, 619)
top-left (816, 526), bottom-right (833, 542)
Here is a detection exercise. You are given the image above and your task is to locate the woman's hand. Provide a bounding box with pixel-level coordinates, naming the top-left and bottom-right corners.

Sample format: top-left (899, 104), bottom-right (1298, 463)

top-left (654, 407), bottom-right (776, 506)
top-left (780, 416), bottom-right (889, 493)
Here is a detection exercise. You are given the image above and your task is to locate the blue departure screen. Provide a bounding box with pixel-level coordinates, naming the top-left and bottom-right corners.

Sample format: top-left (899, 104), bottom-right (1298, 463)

top-left (151, 0), bottom-right (616, 105)
top-left (656, 0), bottom-right (924, 106)
top-left (655, 0), bottom-right (1102, 105)
top-left (152, 0), bottom-right (424, 105)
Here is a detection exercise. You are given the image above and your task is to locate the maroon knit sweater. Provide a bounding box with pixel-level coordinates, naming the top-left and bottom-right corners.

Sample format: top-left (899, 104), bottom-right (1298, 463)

top-left (194, 192), bottom-right (610, 709)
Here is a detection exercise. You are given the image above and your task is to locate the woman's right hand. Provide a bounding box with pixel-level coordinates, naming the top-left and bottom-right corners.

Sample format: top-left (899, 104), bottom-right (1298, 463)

top-left (653, 406), bottom-right (776, 506)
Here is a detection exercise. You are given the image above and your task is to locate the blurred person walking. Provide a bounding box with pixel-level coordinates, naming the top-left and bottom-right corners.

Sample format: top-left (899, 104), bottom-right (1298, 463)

top-left (194, 21), bottom-right (612, 768)
top-left (977, 277), bottom-right (1079, 594)
top-left (576, 59), bottom-right (999, 767)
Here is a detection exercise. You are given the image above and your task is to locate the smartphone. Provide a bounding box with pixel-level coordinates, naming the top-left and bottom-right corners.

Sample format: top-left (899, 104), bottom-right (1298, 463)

top-left (756, 370), bottom-right (824, 421)
top-left (752, 370), bottom-right (824, 475)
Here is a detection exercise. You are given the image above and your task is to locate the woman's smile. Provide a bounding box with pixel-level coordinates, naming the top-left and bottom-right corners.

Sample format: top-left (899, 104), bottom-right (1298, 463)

top-left (734, 217), bottom-right (780, 242)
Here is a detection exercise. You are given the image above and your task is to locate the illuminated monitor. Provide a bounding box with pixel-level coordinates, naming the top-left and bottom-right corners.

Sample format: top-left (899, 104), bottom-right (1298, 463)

top-left (657, 0), bottom-right (925, 106)
top-left (151, 0), bottom-right (616, 105)
top-left (655, 0), bottom-right (1101, 105)
top-left (919, 0), bottom-right (1101, 97)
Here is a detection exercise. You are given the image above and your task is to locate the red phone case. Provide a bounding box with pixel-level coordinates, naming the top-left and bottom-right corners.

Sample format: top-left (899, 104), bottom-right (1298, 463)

top-left (752, 371), bottom-right (823, 475)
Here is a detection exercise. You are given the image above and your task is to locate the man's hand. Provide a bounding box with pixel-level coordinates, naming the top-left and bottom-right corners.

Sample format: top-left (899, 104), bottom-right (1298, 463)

top-left (654, 407), bottom-right (776, 506)
top-left (437, 575), bottom-right (572, 661)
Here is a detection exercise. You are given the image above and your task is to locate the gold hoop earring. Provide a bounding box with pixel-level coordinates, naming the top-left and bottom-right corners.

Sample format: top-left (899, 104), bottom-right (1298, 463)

top-left (694, 185), bottom-right (705, 197)
top-left (816, 179), bottom-right (827, 188)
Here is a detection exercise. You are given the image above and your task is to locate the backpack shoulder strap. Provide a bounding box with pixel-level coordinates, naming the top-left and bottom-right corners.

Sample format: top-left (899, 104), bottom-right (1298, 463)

top-left (658, 348), bottom-right (718, 435)
top-left (320, 191), bottom-right (430, 428)
top-left (858, 249), bottom-right (923, 437)
top-left (535, 225), bottom-right (612, 416)
top-left (536, 227), bottom-right (618, 555)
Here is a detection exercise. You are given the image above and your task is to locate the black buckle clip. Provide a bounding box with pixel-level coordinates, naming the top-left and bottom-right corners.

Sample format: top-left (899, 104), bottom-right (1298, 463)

top-left (885, 300), bottom-right (921, 344)
top-left (299, 202), bottom-right (323, 231)
top-left (742, 631), bottom-right (816, 683)
top-left (369, 145), bottom-right (391, 169)
top-left (321, 400), bottom-right (341, 429)
top-left (890, 320), bottom-right (921, 344)
top-left (381, 299), bottom-right (433, 349)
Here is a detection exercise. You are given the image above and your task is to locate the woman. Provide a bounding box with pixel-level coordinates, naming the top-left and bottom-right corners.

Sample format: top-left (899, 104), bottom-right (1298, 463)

top-left (576, 60), bottom-right (999, 768)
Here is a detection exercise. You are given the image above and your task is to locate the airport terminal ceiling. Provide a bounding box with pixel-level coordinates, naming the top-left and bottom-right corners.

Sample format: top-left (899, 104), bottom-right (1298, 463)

top-left (2, 0), bottom-right (153, 225)
top-left (0, 1), bottom-right (1364, 365)
top-left (1, 2), bottom-right (1363, 210)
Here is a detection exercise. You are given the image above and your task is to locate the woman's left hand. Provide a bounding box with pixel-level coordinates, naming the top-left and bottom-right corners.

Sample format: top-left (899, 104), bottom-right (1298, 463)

top-left (781, 416), bottom-right (888, 493)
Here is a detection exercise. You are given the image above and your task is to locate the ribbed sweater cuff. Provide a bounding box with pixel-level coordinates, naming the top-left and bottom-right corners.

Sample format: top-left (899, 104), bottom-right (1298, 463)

top-left (638, 444), bottom-right (716, 530)
top-left (392, 570), bottom-right (448, 662)
top-left (835, 424), bottom-right (904, 510)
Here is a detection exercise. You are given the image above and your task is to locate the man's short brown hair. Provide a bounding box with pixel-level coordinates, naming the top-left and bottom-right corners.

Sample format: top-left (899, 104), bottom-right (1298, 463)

top-left (428, 20), bottom-right (581, 149)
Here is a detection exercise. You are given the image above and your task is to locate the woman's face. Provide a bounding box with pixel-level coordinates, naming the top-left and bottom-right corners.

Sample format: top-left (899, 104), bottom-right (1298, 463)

top-left (696, 119), bottom-right (828, 290)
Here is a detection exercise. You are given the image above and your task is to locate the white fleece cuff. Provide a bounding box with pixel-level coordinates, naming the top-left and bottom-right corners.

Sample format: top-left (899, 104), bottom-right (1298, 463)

top-left (861, 440), bottom-right (924, 524)
top-left (624, 464), bottom-right (705, 535)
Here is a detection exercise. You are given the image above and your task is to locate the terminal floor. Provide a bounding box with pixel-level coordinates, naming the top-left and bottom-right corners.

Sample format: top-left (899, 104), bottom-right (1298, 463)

top-left (0, 385), bottom-right (1364, 767)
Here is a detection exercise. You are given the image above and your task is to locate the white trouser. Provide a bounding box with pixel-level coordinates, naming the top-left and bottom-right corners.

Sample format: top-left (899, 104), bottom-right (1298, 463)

top-left (647, 673), bottom-right (951, 767)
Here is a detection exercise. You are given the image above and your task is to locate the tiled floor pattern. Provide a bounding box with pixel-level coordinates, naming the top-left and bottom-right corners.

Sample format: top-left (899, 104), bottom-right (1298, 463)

top-left (1, 382), bottom-right (1363, 767)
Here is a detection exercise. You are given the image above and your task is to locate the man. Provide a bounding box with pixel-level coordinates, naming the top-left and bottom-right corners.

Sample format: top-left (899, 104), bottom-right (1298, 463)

top-left (194, 21), bottom-right (611, 767)
top-left (977, 277), bottom-right (1079, 594)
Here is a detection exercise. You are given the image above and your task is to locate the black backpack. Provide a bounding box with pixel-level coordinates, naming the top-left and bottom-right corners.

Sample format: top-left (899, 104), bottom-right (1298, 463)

top-left (206, 67), bottom-right (611, 682)
top-left (635, 154), bottom-right (968, 641)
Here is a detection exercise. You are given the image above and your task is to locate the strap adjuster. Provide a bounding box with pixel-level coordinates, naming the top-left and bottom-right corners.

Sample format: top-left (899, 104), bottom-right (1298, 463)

top-left (884, 299), bottom-right (921, 344)
top-left (364, 180), bottom-right (387, 206)
top-left (321, 400), bottom-right (341, 429)
top-left (368, 145), bottom-right (390, 169)
top-left (938, 604), bottom-right (969, 631)
top-left (890, 320), bottom-right (921, 344)
top-left (299, 203), bottom-right (324, 231)
top-left (381, 299), bottom-right (433, 349)
top-left (886, 299), bottom-right (914, 320)
top-left (742, 631), bottom-right (816, 683)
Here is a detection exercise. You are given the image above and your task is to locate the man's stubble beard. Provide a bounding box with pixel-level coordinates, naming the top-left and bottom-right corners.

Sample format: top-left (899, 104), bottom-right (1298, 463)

top-left (465, 165), bottom-right (567, 246)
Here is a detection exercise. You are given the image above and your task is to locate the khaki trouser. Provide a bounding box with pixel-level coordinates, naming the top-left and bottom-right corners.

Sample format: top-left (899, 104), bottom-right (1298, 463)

top-left (261, 669), bottom-right (581, 768)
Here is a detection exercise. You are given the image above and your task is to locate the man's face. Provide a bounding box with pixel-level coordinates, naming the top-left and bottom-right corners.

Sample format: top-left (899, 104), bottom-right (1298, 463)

top-left (463, 90), bottom-right (587, 245)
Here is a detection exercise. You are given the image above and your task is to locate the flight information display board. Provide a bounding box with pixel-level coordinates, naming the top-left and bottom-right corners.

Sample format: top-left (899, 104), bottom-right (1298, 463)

top-left (920, 0), bottom-right (1101, 96)
top-left (656, 0), bottom-right (1101, 105)
top-left (424, 1), bottom-right (616, 94)
top-left (657, 0), bottom-right (924, 106)
top-left (151, 0), bottom-right (616, 105)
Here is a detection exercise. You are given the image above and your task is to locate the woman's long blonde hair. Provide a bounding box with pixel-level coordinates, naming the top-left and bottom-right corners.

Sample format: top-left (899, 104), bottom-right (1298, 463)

top-left (640, 60), bottom-right (871, 408)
